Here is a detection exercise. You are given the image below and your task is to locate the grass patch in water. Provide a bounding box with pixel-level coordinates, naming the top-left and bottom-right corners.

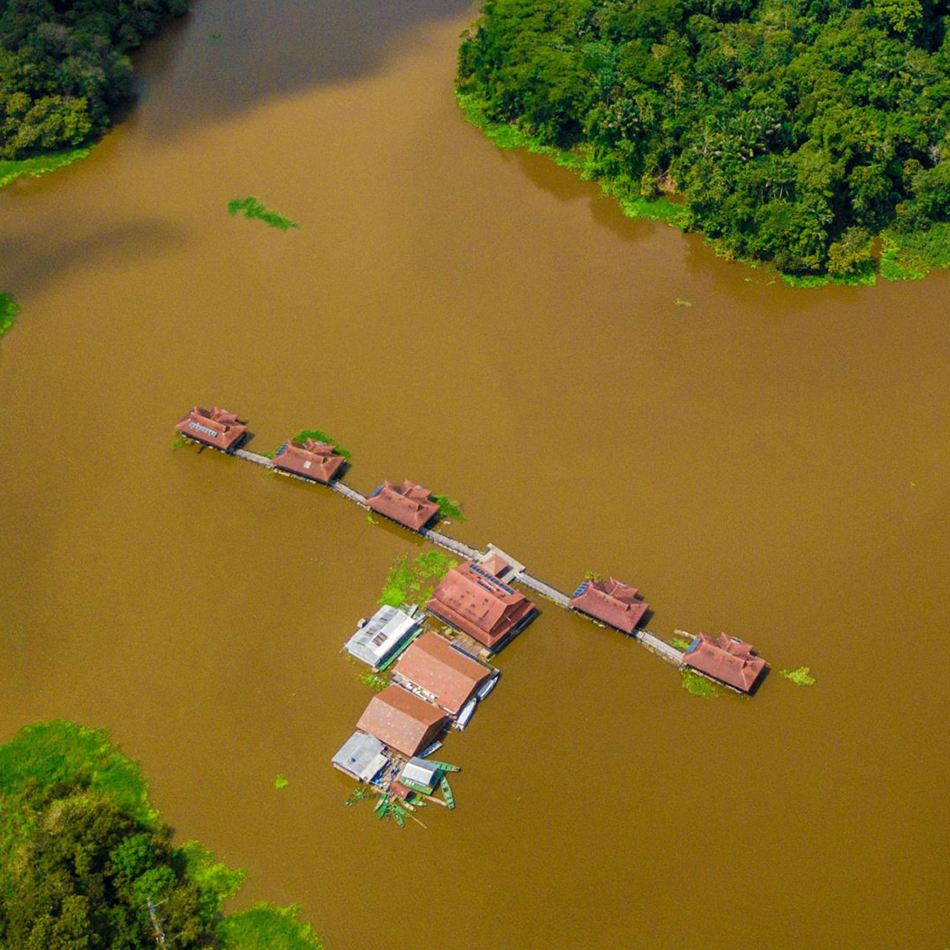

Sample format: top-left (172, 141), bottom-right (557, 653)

top-left (0, 144), bottom-right (93, 189)
top-left (378, 550), bottom-right (456, 608)
top-left (680, 669), bottom-right (722, 699)
top-left (0, 720), bottom-right (156, 828)
top-left (780, 666), bottom-right (816, 686)
top-left (290, 428), bottom-right (350, 459)
top-left (228, 196), bottom-right (299, 231)
top-left (0, 292), bottom-right (20, 338)
top-left (434, 494), bottom-right (465, 522)
top-left (217, 904), bottom-right (324, 950)
top-left (273, 774), bottom-right (289, 790)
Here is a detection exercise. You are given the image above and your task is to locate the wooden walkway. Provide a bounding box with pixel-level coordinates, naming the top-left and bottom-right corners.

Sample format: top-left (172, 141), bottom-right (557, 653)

top-left (217, 442), bottom-right (683, 668)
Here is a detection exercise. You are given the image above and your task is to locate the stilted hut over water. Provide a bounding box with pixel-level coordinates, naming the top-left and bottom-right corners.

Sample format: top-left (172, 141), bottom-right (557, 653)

top-left (367, 480), bottom-right (440, 531)
top-left (175, 407), bottom-right (247, 452)
top-left (569, 577), bottom-right (649, 635)
top-left (427, 557), bottom-right (537, 653)
top-left (682, 633), bottom-right (767, 693)
top-left (273, 438), bottom-right (345, 483)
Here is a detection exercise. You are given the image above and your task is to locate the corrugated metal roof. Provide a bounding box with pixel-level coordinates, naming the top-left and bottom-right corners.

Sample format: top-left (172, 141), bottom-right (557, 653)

top-left (401, 757), bottom-right (441, 791)
top-left (345, 606), bottom-right (419, 668)
top-left (331, 732), bottom-right (389, 782)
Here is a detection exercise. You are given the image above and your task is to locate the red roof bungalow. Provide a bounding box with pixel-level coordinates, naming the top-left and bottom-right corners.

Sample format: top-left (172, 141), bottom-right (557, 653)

top-left (682, 633), bottom-right (767, 694)
top-left (355, 684), bottom-right (448, 758)
top-left (569, 577), bottom-right (649, 635)
top-left (426, 559), bottom-right (536, 652)
top-left (393, 631), bottom-right (493, 715)
top-left (273, 438), bottom-right (345, 484)
top-left (366, 480), bottom-right (440, 532)
top-left (175, 406), bottom-right (247, 452)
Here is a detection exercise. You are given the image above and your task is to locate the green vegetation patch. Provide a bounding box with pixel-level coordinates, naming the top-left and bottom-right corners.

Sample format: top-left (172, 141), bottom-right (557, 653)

top-left (433, 494), bottom-right (465, 522)
top-left (228, 196), bottom-right (299, 231)
top-left (457, 0), bottom-right (950, 282)
top-left (670, 635), bottom-right (694, 651)
top-left (378, 550), bottom-right (457, 608)
top-left (290, 428), bottom-right (350, 458)
top-left (0, 146), bottom-right (93, 189)
top-left (680, 670), bottom-right (721, 699)
top-left (0, 293), bottom-right (19, 339)
top-left (218, 904), bottom-right (325, 950)
top-left (360, 670), bottom-right (391, 691)
top-left (274, 774), bottom-right (289, 790)
top-left (0, 720), bottom-right (155, 827)
top-left (780, 666), bottom-right (816, 687)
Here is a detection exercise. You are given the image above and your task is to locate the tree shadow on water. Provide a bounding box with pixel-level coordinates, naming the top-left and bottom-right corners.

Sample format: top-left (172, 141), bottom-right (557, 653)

top-left (130, 0), bottom-right (475, 140)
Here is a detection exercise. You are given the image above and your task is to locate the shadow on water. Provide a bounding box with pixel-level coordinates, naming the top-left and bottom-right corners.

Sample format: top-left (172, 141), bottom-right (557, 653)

top-left (130, 0), bottom-right (476, 140)
top-left (0, 221), bottom-right (188, 297)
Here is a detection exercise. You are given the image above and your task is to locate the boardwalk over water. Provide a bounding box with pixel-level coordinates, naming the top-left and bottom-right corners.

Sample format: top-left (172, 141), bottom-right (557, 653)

top-left (224, 443), bottom-right (682, 667)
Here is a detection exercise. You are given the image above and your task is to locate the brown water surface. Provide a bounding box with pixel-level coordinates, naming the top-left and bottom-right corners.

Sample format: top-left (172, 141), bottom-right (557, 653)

top-left (1, 2), bottom-right (949, 948)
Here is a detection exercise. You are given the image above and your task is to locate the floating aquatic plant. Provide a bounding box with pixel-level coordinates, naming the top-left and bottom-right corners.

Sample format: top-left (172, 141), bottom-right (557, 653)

top-left (584, 570), bottom-right (602, 582)
top-left (360, 670), bottom-right (390, 691)
top-left (0, 292), bottom-right (19, 338)
top-left (273, 774), bottom-right (289, 790)
top-left (680, 669), bottom-right (721, 699)
top-left (228, 196), bottom-right (299, 231)
top-left (171, 433), bottom-right (190, 451)
top-left (290, 429), bottom-right (350, 459)
top-left (671, 635), bottom-right (694, 651)
top-left (780, 666), bottom-right (816, 686)
top-left (434, 494), bottom-right (465, 523)
top-left (674, 298), bottom-right (693, 308)
top-left (377, 550), bottom-right (456, 608)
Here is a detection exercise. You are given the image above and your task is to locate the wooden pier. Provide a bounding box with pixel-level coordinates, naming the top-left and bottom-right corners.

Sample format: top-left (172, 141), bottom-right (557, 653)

top-left (205, 438), bottom-right (684, 668)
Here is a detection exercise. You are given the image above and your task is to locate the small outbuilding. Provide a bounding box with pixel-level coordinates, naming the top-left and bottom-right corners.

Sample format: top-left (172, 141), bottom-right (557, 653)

top-left (175, 406), bottom-right (247, 452)
top-left (273, 438), bottom-right (345, 483)
top-left (682, 632), bottom-right (767, 694)
top-left (426, 558), bottom-right (536, 652)
top-left (400, 757), bottom-right (441, 794)
top-left (569, 577), bottom-right (649, 635)
top-left (393, 631), bottom-right (497, 715)
top-left (331, 731), bottom-right (389, 783)
top-left (356, 685), bottom-right (449, 758)
top-left (344, 606), bottom-right (420, 670)
top-left (366, 480), bottom-right (440, 531)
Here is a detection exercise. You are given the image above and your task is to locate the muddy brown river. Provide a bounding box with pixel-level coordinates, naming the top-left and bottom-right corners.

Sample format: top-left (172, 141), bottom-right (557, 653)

top-left (1, 1), bottom-right (949, 947)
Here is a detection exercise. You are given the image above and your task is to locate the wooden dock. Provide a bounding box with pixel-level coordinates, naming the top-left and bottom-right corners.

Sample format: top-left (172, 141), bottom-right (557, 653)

top-left (207, 440), bottom-right (684, 669)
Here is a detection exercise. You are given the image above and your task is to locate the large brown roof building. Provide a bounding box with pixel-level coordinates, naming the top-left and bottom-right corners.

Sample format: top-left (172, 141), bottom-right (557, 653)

top-left (175, 406), bottom-right (247, 452)
top-left (355, 684), bottom-right (448, 758)
top-left (273, 438), bottom-right (345, 484)
top-left (682, 633), bottom-right (767, 694)
top-left (393, 631), bottom-right (493, 715)
top-left (366, 480), bottom-right (440, 532)
top-left (426, 560), bottom-right (536, 652)
top-left (569, 577), bottom-right (649, 635)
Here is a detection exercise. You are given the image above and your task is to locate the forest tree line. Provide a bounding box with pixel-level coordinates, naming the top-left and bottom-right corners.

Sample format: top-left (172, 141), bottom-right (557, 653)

top-left (0, 0), bottom-right (186, 160)
top-left (457, 0), bottom-right (950, 277)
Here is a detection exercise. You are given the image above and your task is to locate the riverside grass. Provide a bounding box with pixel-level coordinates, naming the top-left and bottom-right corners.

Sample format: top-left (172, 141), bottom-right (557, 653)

top-left (228, 196), bottom-right (299, 231)
top-left (0, 293), bottom-right (20, 338)
top-left (217, 904), bottom-right (324, 950)
top-left (457, 90), bottom-right (950, 287)
top-left (0, 145), bottom-right (93, 189)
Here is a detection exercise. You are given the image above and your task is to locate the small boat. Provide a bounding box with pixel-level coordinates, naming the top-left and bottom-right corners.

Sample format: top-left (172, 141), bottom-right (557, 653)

top-left (421, 740), bottom-right (443, 757)
top-left (440, 775), bottom-right (455, 810)
top-left (456, 698), bottom-right (477, 730)
top-left (428, 760), bottom-right (461, 773)
top-left (476, 675), bottom-right (499, 700)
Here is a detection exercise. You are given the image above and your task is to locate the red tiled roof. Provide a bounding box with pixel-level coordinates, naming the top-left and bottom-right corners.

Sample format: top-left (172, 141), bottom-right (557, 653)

top-left (366, 480), bottom-right (440, 531)
top-left (426, 561), bottom-right (536, 650)
top-left (175, 406), bottom-right (247, 451)
top-left (273, 438), bottom-right (345, 483)
top-left (683, 633), bottom-right (767, 693)
top-left (569, 577), bottom-right (648, 634)
top-left (355, 685), bottom-right (448, 758)
top-left (393, 631), bottom-right (492, 714)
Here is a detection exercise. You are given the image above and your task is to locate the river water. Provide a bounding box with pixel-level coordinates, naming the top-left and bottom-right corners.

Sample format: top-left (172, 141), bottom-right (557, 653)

top-left (1, 1), bottom-right (948, 947)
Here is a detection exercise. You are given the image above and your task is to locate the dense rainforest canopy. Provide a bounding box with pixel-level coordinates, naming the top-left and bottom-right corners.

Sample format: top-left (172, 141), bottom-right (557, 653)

top-left (0, 0), bottom-right (185, 159)
top-left (0, 721), bottom-right (324, 950)
top-left (458, 0), bottom-right (950, 277)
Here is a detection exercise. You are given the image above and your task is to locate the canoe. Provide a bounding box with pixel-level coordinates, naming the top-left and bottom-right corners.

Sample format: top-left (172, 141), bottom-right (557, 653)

top-left (428, 760), bottom-right (461, 773)
top-left (440, 775), bottom-right (455, 810)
